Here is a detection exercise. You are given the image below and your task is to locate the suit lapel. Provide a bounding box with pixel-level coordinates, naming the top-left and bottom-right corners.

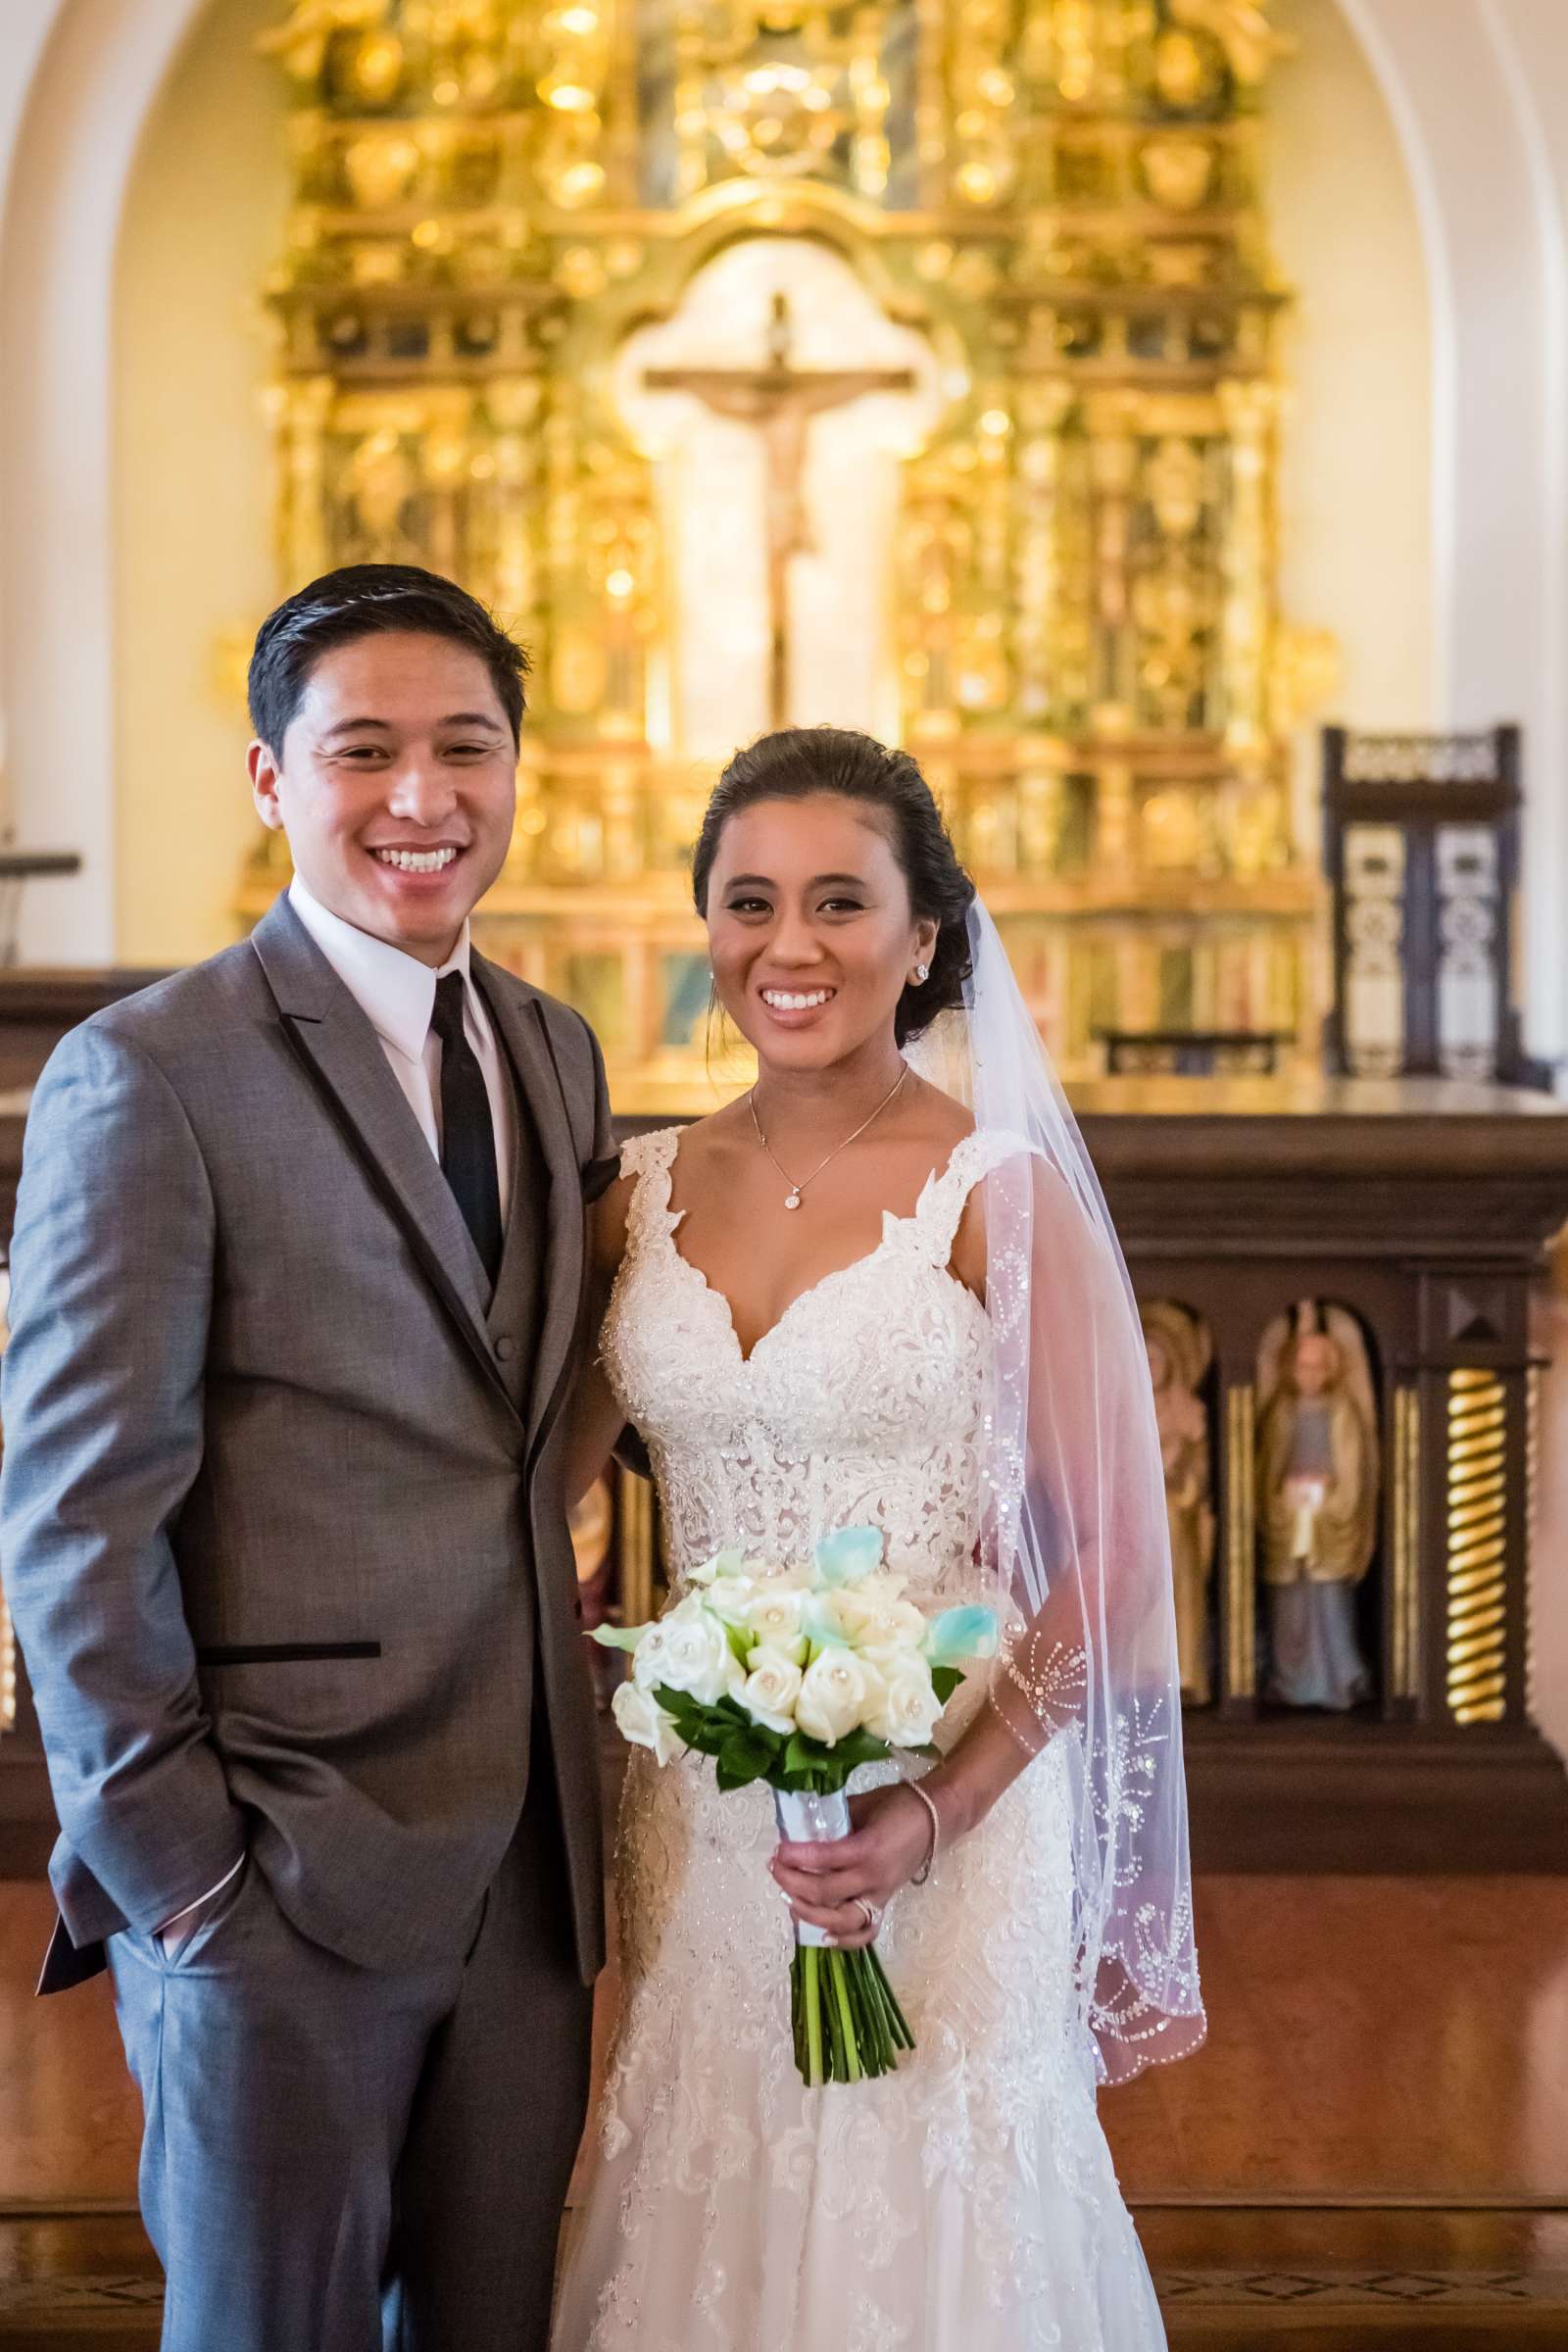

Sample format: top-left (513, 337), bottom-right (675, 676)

top-left (250, 898), bottom-right (520, 1428)
top-left (473, 959), bottom-right (585, 1454)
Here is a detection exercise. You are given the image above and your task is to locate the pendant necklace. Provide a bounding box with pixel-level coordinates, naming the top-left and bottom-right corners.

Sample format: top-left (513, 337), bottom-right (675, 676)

top-left (749, 1064), bottom-right (908, 1210)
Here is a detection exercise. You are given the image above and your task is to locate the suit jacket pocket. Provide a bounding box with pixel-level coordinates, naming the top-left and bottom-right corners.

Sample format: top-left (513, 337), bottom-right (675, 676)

top-left (156, 1853), bottom-right (252, 1972)
top-left (196, 1642), bottom-right (381, 1665)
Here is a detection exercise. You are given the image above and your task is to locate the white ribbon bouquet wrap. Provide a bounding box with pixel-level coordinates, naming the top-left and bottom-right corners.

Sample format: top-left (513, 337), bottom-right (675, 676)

top-left (597, 1526), bottom-right (997, 2086)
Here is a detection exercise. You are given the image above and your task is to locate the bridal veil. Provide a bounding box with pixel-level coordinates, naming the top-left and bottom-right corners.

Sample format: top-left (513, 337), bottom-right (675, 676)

top-left (911, 902), bottom-right (1205, 2085)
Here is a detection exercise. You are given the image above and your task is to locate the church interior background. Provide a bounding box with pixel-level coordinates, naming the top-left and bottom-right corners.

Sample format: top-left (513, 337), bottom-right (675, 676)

top-left (3, 2), bottom-right (1568, 2342)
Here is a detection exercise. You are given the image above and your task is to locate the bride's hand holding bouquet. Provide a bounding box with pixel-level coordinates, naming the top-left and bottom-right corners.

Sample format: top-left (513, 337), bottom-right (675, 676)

top-left (595, 1525), bottom-right (996, 2087)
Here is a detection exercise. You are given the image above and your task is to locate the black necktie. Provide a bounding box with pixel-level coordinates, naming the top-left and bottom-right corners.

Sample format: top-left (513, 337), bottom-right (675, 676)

top-left (430, 971), bottom-right (503, 1285)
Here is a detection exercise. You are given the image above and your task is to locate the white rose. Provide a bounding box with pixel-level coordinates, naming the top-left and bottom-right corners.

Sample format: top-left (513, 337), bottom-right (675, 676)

top-left (795, 1649), bottom-right (887, 1745)
top-left (820, 1587), bottom-right (929, 1654)
top-left (637, 1596), bottom-right (743, 1707)
top-left (630, 1620), bottom-right (673, 1692)
top-left (689, 1546), bottom-right (749, 1587)
top-left (612, 1678), bottom-right (681, 1765)
top-left (862, 1654), bottom-right (945, 1748)
top-left (740, 1644), bottom-right (805, 1735)
top-left (704, 1575), bottom-right (757, 1631)
top-left (746, 1585), bottom-right (808, 1659)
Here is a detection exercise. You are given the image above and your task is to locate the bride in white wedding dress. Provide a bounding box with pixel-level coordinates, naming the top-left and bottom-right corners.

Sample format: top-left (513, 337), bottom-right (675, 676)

top-left (555, 727), bottom-right (1203, 2352)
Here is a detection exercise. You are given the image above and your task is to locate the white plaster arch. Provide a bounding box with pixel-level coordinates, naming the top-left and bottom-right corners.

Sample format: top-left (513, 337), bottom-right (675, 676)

top-left (1, 0), bottom-right (1566, 1007)
top-left (0, 0), bottom-right (212, 962)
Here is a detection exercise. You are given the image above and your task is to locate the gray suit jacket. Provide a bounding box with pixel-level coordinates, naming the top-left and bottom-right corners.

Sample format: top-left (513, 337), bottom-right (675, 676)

top-left (1, 896), bottom-right (616, 1990)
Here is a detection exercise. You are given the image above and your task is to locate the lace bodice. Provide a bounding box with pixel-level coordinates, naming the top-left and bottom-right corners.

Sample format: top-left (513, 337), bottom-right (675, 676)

top-left (602, 1124), bottom-right (1021, 1598)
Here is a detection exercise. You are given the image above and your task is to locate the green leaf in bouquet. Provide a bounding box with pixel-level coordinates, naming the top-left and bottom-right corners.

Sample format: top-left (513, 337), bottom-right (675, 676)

top-left (652, 1688), bottom-right (729, 1758)
top-left (930, 1664), bottom-right (965, 1705)
top-left (715, 1733), bottom-right (776, 1792)
top-left (652, 1685), bottom-right (701, 1728)
top-left (827, 1729), bottom-right (895, 1774)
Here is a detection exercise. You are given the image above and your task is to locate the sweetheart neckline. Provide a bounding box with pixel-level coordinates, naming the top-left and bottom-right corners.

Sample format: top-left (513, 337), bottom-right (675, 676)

top-left (660, 1203), bottom-right (988, 1368)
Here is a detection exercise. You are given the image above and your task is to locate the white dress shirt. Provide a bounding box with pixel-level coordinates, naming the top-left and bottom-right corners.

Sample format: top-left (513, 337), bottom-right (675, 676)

top-left (160, 877), bottom-right (515, 1943)
top-left (287, 875), bottom-right (514, 1222)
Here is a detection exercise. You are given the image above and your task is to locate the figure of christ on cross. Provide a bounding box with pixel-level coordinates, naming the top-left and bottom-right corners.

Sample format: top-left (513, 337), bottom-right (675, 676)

top-left (645, 290), bottom-right (915, 730)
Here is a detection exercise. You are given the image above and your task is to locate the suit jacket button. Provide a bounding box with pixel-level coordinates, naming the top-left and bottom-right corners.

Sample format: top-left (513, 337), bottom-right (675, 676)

top-left (495, 1334), bottom-right (514, 1362)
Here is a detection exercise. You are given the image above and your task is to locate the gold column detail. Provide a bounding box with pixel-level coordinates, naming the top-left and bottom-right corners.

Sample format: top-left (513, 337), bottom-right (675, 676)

top-left (1390, 1383), bottom-right (1421, 1700)
top-left (271, 375), bottom-right (333, 588)
top-left (0, 1584), bottom-right (15, 1734)
top-left (1527, 1358), bottom-right (1543, 1714)
top-left (1224, 1381), bottom-right (1256, 1696)
top-left (617, 1466), bottom-right (658, 1634)
top-left (1217, 378), bottom-right (1276, 763)
top-left (1446, 1369), bottom-right (1508, 1723)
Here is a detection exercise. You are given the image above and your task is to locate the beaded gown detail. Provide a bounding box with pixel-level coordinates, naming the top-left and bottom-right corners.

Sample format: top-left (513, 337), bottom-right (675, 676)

top-left (551, 1127), bottom-right (1166, 2352)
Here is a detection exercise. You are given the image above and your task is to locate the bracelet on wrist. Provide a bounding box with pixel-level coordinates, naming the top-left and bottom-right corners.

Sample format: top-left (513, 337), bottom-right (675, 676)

top-left (906, 1778), bottom-right (942, 1886)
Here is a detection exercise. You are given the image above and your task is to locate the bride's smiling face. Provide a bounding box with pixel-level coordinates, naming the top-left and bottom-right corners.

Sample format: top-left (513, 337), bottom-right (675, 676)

top-left (704, 795), bottom-right (937, 1073)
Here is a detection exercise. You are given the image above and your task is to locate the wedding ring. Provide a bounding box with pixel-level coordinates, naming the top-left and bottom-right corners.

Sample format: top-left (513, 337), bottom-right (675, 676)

top-left (854, 1897), bottom-right (879, 1934)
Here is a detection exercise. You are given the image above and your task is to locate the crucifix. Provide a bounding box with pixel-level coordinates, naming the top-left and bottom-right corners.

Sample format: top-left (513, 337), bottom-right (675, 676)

top-left (644, 291), bottom-right (914, 729)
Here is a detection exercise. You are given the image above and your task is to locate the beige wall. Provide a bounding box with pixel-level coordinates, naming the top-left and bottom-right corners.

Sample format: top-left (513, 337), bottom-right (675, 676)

top-left (1271, 0), bottom-right (1438, 791)
top-left (113, 0), bottom-right (286, 964)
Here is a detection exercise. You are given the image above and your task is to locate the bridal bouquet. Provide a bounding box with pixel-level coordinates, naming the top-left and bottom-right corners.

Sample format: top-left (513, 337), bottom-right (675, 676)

top-left (594, 1527), bottom-right (996, 2087)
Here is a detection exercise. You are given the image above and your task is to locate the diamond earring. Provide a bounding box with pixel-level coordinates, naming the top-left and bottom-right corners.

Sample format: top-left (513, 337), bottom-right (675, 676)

top-left (913, 963), bottom-right (930, 984)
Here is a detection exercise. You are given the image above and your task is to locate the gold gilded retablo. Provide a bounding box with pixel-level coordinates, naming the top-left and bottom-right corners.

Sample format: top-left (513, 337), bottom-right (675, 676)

top-left (245, 0), bottom-right (1326, 1107)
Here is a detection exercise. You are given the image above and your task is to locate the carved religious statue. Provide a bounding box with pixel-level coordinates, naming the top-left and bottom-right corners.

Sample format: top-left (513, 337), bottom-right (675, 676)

top-left (1256, 1301), bottom-right (1380, 1710)
top-left (644, 290), bottom-right (913, 729)
top-left (1142, 1302), bottom-right (1216, 1706)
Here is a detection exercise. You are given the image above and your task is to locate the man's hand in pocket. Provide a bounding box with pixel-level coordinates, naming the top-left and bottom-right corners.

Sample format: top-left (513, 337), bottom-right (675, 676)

top-left (155, 1856), bottom-right (243, 1956)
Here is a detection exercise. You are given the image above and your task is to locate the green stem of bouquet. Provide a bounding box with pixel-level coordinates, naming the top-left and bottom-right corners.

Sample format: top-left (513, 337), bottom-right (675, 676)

top-left (790, 1943), bottom-right (914, 2087)
top-left (802, 1946), bottom-right (824, 2085)
top-left (829, 1951), bottom-right (863, 2084)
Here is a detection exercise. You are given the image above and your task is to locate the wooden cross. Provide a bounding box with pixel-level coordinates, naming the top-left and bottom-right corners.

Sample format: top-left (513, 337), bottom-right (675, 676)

top-left (645, 291), bottom-right (915, 730)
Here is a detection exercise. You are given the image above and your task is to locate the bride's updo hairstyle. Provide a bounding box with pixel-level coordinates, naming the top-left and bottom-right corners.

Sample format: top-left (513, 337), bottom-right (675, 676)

top-left (692, 726), bottom-right (976, 1046)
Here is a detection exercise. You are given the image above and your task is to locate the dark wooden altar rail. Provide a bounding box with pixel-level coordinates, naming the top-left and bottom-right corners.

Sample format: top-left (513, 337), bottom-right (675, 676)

top-left (0, 970), bottom-right (172, 1102)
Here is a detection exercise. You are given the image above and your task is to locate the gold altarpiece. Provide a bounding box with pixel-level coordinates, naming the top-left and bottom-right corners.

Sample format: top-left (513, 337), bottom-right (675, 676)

top-left (243, 0), bottom-right (1331, 1101)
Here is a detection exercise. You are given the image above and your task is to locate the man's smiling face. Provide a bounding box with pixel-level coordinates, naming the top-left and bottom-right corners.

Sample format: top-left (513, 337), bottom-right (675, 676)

top-left (248, 629), bottom-right (517, 966)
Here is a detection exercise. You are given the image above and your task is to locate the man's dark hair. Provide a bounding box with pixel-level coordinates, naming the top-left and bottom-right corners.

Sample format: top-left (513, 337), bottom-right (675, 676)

top-left (247, 564), bottom-right (529, 754)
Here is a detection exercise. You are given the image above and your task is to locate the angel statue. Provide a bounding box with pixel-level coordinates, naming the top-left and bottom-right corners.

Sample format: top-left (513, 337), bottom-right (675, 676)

top-left (1256, 1300), bottom-right (1380, 1710)
top-left (1142, 1301), bottom-right (1215, 1705)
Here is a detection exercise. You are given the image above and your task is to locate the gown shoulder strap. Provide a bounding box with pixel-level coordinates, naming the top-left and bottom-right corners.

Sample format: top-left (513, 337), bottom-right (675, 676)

top-left (616, 1126), bottom-right (681, 1249)
top-left (912, 1127), bottom-right (1040, 1263)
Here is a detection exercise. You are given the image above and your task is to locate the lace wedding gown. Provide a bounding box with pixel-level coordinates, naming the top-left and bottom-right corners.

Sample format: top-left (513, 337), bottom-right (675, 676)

top-left (551, 1127), bottom-right (1166, 2352)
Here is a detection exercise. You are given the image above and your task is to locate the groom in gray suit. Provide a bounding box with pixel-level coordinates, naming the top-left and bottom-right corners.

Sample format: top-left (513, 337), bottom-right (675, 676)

top-left (1, 564), bottom-right (617, 2351)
